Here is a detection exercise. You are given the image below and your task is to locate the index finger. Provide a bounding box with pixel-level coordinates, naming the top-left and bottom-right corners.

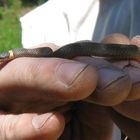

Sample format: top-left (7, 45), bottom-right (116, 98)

top-left (0, 57), bottom-right (98, 112)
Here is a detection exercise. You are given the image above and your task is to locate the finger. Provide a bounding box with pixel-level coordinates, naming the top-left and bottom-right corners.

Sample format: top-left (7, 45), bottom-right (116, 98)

top-left (112, 61), bottom-right (140, 102)
top-left (120, 36), bottom-right (140, 100)
top-left (110, 60), bottom-right (140, 101)
top-left (75, 57), bottom-right (131, 106)
top-left (0, 57), bottom-right (97, 111)
top-left (75, 33), bottom-right (132, 106)
top-left (0, 112), bottom-right (65, 140)
top-left (0, 58), bottom-right (97, 100)
top-left (110, 109), bottom-right (140, 140)
top-left (102, 33), bottom-right (130, 44)
top-left (101, 34), bottom-right (140, 103)
top-left (107, 35), bottom-right (140, 121)
top-left (124, 61), bottom-right (140, 101)
top-left (113, 99), bottom-right (140, 121)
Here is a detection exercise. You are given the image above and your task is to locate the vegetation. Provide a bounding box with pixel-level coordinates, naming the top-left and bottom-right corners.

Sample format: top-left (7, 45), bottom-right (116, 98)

top-left (0, 0), bottom-right (47, 52)
top-left (0, 8), bottom-right (21, 52)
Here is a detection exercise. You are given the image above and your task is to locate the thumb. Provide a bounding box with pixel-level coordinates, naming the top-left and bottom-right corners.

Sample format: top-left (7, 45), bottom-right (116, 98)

top-left (0, 112), bottom-right (65, 140)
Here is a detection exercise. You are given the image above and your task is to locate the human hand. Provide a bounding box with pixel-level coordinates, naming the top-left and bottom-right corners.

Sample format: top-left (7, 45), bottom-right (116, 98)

top-left (68, 34), bottom-right (140, 140)
top-left (58, 34), bottom-right (139, 140)
top-left (0, 40), bottom-right (132, 140)
top-left (0, 34), bottom-right (139, 140)
top-left (0, 49), bottom-right (98, 140)
top-left (100, 34), bottom-right (140, 140)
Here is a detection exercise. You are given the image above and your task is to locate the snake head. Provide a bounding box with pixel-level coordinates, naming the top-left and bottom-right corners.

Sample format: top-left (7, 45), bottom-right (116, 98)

top-left (0, 51), bottom-right (13, 63)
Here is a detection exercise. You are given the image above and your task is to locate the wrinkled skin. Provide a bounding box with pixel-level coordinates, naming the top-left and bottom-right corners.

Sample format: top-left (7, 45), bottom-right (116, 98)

top-left (0, 33), bottom-right (140, 140)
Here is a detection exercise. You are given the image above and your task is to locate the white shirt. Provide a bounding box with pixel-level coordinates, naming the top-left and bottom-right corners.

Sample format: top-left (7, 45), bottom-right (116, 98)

top-left (20, 0), bottom-right (140, 139)
top-left (20, 0), bottom-right (140, 48)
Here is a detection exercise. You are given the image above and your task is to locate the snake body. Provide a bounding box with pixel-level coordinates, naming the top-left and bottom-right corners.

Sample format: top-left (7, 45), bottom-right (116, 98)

top-left (0, 40), bottom-right (140, 63)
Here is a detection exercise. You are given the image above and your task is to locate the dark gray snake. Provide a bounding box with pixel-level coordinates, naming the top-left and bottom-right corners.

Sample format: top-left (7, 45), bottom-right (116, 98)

top-left (0, 40), bottom-right (140, 63)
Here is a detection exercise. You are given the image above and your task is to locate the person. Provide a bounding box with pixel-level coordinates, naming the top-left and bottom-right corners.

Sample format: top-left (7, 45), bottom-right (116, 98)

top-left (0, 0), bottom-right (140, 139)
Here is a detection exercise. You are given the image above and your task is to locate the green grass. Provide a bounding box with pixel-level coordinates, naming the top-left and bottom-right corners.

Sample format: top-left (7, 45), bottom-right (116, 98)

top-left (0, 7), bottom-right (34, 52)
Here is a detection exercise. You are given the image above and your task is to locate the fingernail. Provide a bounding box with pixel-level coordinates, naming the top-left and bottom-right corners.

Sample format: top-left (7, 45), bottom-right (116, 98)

top-left (131, 35), bottom-right (140, 45)
top-left (32, 113), bottom-right (53, 129)
top-left (97, 66), bottom-right (126, 89)
top-left (56, 62), bottom-right (87, 86)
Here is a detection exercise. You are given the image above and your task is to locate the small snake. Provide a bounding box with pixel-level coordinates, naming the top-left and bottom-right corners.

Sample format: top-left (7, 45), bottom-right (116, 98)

top-left (0, 40), bottom-right (140, 63)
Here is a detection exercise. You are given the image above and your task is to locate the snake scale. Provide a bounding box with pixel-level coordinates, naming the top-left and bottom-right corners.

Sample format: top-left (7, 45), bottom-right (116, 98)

top-left (0, 40), bottom-right (140, 63)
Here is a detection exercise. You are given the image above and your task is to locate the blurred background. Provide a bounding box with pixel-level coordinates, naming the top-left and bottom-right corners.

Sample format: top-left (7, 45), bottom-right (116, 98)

top-left (0, 0), bottom-right (48, 52)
